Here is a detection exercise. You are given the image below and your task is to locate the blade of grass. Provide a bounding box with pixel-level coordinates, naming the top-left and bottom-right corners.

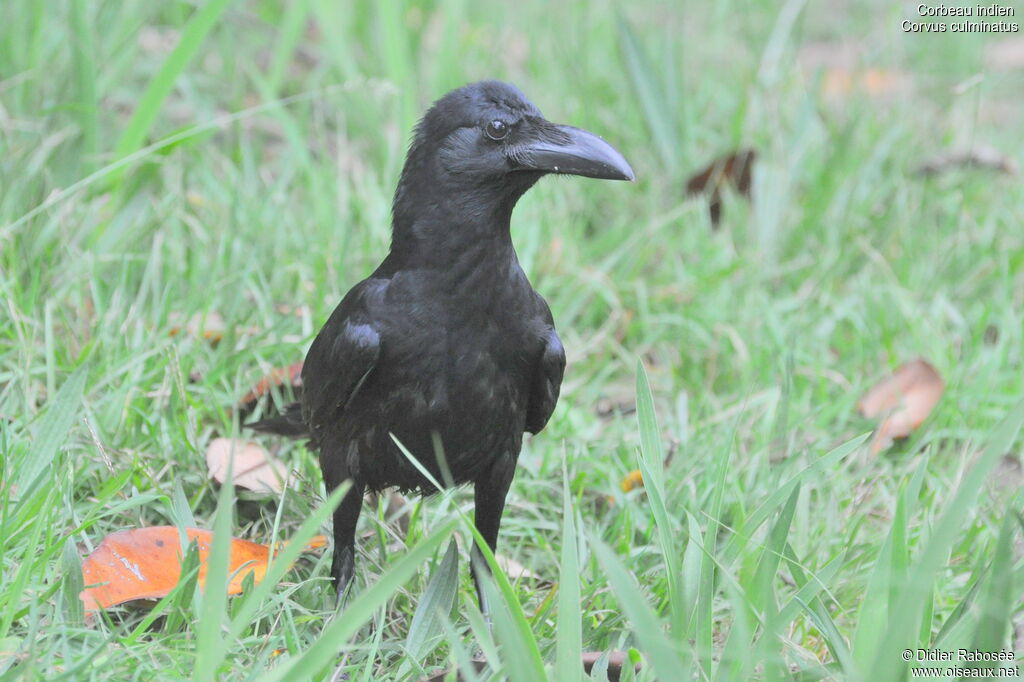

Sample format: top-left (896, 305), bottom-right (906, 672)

top-left (6, 85), bottom-right (348, 235)
top-left (716, 568), bottom-right (755, 682)
top-left (161, 540), bottom-right (203, 636)
top-left (933, 577), bottom-right (984, 648)
top-left (697, 417), bottom-right (737, 677)
top-left (555, 462), bottom-right (583, 682)
top-left (969, 513), bottom-right (1015, 659)
top-left (69, 0), bottom-right (98, 170)
top-left (591, 537), bottom-right (688, 678)
top-left (464, 524), bottom-right (546, 682)
top-left (681, 512), bottom-right (703, 636)
top-left (266, 0), bottom-right (312, 95)
top-left (776, 552), bottom-right (844, 625)
top-left (851, 483), bottom-right (904, 672)
top-left (111, 0), bottom-right (235, 166)
top-left (635, 360), bottom-right (683, 636)
top-left (480, 578), bottom-right (542, 682)
top-left (59, 541), bottom-right (84, 626)
top-left (616, 15), bottom-right (681, 173)
top-left (721, 433), bottom-right (869, 565)
top-left (15, 366), bottom-right (88, 500)
top-left (400, 538), bottom-right (460, 672)
top-left (226, 483), bottom-right (347, 640)
top-left (749, 485), bottom-right (801, 681)
top-left (439, 611), bottom-right (487, 682)
top-left (783, 543), bottom-right (854, 672)
top-left (120, 554), bottom-right (201, 646)
top-left (463, 591), bottom-right (501, 676)
top-left (194, 466), bottom-right (235, 681)
top-left (169, 479), bottom-right (197, 529)
top-left (868, 397), bottom-right (1024, 682)
top-left (258, 519), bottom-right (457, 682)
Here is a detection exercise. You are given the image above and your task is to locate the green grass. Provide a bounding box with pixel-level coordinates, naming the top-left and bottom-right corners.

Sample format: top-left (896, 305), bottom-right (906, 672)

top-left (2, 1), bottom-right (1023, 680)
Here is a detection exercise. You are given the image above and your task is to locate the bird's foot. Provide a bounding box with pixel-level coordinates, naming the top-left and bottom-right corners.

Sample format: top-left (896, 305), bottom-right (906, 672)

top-left (332, 546), bottom-right (355, 611)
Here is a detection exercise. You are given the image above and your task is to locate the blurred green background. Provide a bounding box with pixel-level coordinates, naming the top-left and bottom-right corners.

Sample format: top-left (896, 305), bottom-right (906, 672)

top-left (1, 1), bottom-right (1022, 680)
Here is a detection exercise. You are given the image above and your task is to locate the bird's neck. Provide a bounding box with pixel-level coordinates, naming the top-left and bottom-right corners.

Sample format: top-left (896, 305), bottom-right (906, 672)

top-left (388, 193), bottom-right (519, 271)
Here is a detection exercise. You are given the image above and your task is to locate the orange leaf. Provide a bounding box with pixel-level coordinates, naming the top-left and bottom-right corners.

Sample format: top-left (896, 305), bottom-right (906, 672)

top-left (80, 527), bottom-right (325, 611)
top-left (822, 67), bottom-right (911, 99)
top-left (238, 362), bottom-right (304, 412)
top-left (168, 311), bottom-right (226, 345)
top-left (858, 359), bottom-right (945, 454)
top-left (206, 438), bottom-right (289, 494)
top-left (620, 469), bottom-right (644, 492)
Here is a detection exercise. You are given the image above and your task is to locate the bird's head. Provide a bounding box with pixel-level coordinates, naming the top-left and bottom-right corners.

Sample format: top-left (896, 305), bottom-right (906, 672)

top-left (393, 81), bottom-right (634, 233)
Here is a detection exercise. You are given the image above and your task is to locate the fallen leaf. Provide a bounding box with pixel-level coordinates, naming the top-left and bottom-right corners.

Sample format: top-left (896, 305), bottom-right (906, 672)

top-left (685, 148), bottom-right (756, 226)
top-left (618, 439), bottom-right (678, 494)
top-left (858, 358), bottom-right (945, 454)
top-left (821, 67), bottom-right (912, 100)
top-left (620, 469), bottom-right (644, 492)
top-left (80, 527), bottom-right (326, 611)
top-left (237, 362), bottom-right (304, 418)
top-left (206, 438), bottom-right (289, 494)
top-left (496, 554), bottom-right (549, 586)
top-left (915, 145), bottom-right (1018, 176)
top-left (169, 311), bottom-right (226, 345)
top-left (797, 41), bottom-right (913, 102)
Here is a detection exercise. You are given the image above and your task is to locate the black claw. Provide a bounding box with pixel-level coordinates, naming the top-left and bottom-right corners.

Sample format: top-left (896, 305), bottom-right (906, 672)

top-left (470, 546), bottom-right (494, 633)
top-left (332, 545), bottom-right (355, 606)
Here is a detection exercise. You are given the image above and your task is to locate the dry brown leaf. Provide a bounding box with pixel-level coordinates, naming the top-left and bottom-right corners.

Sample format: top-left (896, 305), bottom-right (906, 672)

top-left (858, 359), bottom-right (945, 454)
top-left (496, 554), bottom-right (549, 586)
top-left (80, 527), bottom-right (326, 611)
top-left (916, 145), bottom-right (1018, 176)
top-left (237, 362), bottom-right (304, 418)
top-left (685, 148), bottom-right (757, 226)
top-left (206, 438), bottom-right (289, 494)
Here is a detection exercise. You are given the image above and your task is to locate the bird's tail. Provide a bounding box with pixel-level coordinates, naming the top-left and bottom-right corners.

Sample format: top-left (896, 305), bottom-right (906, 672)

top-left (246, 402), bottom-right (310, 438)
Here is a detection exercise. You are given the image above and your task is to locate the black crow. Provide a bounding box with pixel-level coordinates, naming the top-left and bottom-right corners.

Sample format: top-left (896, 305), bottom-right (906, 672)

top-left (251, 80), bottom-right (633, 611)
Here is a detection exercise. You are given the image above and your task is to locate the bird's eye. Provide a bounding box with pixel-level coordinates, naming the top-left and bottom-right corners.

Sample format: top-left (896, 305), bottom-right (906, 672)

top-left (484, 119), bottom-right (509, 141)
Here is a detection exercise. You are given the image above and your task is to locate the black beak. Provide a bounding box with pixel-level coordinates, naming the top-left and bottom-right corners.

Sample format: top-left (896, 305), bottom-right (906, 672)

top-left (513, 123), bottom-right (635, 181)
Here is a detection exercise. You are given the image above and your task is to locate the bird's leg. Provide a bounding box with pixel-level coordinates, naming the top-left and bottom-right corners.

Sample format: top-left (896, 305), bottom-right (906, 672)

top-left (470, 456), bottom-right (516, 629)
top-left (330, 478), bottom-right (365, 610)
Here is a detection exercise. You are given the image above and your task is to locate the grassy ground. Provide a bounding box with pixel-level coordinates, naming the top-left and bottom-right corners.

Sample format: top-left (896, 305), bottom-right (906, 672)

top-left (2, 1), bottom-right (1023, 680)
